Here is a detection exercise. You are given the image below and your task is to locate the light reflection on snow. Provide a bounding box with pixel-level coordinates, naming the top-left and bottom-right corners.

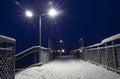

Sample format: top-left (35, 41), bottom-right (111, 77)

top-left (15, 56), bottom-right (120, 79)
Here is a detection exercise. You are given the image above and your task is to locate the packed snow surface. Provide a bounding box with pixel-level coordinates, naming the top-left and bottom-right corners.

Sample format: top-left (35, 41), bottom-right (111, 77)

top-left (15, 56), bottom-right (120, 79)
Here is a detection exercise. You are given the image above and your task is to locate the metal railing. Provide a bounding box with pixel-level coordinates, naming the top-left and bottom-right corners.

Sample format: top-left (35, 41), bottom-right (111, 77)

top-left (0, 35), bottom-right (16, 79)
top-left (75, 33), bottom-right (120, 73)
top-left (15, 46), bottom-right (55, 71)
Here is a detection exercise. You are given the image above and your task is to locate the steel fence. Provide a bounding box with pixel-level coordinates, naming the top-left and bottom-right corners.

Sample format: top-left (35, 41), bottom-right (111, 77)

top-left (0, 35), bottom-right (16, 79)
top-left (76, 33), bottom-right (120, 73)
top-left (15, 46), bottom-right (56, 71)
top-left (81, 45), bottom-right (120, 73)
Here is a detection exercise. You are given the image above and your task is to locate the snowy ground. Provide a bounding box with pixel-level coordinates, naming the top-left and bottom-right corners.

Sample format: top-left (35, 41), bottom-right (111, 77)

top-left (15, 56), bottom-right (120, 79)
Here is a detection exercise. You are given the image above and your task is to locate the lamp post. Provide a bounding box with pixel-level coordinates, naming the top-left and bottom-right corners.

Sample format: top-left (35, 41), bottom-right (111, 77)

top-left (15, 1), bottom-right (58, 46)
top-left (25, 9), bottom-right (58, 62)
top-left (25, 9), bottom-right (58, 46)
top-left (79, 37), bottom-right (84, 49)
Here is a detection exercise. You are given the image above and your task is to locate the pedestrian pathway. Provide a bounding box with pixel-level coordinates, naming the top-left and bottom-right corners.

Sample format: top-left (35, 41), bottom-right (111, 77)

top-left (15, 56), bottom-right (120, 79)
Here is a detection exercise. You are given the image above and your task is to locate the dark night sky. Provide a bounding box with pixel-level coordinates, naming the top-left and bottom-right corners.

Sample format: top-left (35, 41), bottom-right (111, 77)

top-left (0, 0), bottom-right (120, 53)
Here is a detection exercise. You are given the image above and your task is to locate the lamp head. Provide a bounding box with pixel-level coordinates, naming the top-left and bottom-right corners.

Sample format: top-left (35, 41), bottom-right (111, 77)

top-left (48, 8), bottom-right (58, 17)
top-left (25, 10), bottom-right (33, 17)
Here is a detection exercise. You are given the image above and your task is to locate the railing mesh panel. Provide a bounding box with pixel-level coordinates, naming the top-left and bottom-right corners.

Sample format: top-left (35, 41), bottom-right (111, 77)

top-left (0, 49), bottom-right (14, 79)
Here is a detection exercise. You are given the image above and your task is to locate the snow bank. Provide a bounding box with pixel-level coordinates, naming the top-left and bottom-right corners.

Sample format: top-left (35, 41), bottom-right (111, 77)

top-left (15, 56), bottom-right (120, 79)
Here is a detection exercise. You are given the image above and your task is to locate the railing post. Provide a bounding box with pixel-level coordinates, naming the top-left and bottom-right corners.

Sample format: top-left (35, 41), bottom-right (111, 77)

top-left (97, 46), bottom-right (100, 64)
top-left (112, 41), bottom-right (118, 72)
top-left (34, 52), bottom-right (36, 64)
top-left (84, 49), bottom-right (87, 61)
top-left (39, 47), bottom-right (41, 63)
top-left (13, 41), bottom-right (16, 79)
top-left (105, 43), bottom-right (108, 68)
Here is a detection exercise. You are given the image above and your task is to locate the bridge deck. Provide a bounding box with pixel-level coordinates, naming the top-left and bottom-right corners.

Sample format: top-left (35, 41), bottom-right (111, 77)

top-left (15, 56), bottom-right (120, 79)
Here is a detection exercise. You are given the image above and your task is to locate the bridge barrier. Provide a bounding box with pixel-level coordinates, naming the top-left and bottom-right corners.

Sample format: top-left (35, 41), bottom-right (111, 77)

top-left (82, 45), bottom-right (120, 73)
top-left (0, 35), bottom-right (16, 79)
top-left (15, 46), bottom-right (57, 71)
top-left (73, 33), bottom-right (120, 73)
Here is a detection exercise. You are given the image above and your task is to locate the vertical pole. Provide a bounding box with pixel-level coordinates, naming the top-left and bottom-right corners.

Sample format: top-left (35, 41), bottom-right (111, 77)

top-left (13, 41), bottom-right (16, 79)
top-left (48, 39), bottom-right (51, 61)
top-left (39, 16), bottom-right (42, 63)
top-left (82, 38), bottom-right (84, 59)
top-left (79, 39), bottom-right (81, 49)
top-left (82, 37), bottom-right (84, 48)
top-left (112, 41), bottom-right (118, 72)
top-left (34, 53), bottom-right (36, 64)
top-left (97, 45), bottom-right (100, 64)
top-left (84, 48), bottom-right (87, 61)
top-left (48, 39), bottom-right (51, 49)
top-left (39, 15), bottom-right (41, 47)
top-left (105, 43), bottom-right (108, 68)
top-left (79, 37), bottom-right (84, 49)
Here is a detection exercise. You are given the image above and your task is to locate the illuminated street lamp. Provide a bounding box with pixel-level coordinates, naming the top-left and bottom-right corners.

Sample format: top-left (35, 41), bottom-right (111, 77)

top-left (25, 8), bottom-right (58, 62)
top-left (48, 9), bottom-right (58, 17)
top-left (61, 49), bottom-right (65, 53)
top-left (25, 10), bottom-right (33, 17)
top-left (25, 8), bottom-right (58, 46)
top-left (15, 1), bottom-right (60, 63)
top-left (60, 40), bottom-right (63, 43)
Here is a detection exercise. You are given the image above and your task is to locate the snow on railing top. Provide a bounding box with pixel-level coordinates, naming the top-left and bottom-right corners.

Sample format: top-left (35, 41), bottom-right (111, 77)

top-left (0, 48), bottom-right (13, 50)
top-left (101, 33), bottom-right (120, 43)
top-left (85, 33), bottom-right (120, 49)
top-left (15, 46), bottom-right (49, 57)
top-left (85, 43), bottom-right (103, 48)
top-left (0, 35), bottom-right (16, 43)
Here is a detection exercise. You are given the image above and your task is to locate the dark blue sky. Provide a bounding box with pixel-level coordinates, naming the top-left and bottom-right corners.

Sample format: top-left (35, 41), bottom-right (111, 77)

top-left (0, 0), bottom-right (120, 53)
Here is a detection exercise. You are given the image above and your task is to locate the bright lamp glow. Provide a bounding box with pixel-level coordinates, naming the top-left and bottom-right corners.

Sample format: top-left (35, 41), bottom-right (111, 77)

top-left (48, 9), bottom-right (57, 17)
top-left (60, 40), bottom-right (63, 43)
top-left (57, 50), bottom-right (60, 52)
top-left (48, 1), bottom-right (53, 5)
top-left (61, 49), bottom-right (65, 53)
top-left (25, 10), bottom-right (33, 17)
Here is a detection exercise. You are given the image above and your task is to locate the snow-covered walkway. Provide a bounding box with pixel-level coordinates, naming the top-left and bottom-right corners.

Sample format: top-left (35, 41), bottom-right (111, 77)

top-left (15, 56), bottom-right (120, 79)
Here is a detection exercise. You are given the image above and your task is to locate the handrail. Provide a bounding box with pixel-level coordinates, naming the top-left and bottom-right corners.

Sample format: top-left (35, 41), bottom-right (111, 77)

top-left (15, 46), bottom-right (49, 57)
top-left (73, 33), bottom-right (120, 73)
top-left (101, 33), bottom-right (120, 43)
top-left (85, 43), bottom-right (104, 49)
top-left (86, 44), bottom-right (120, 51)
top-left (85, 33), bottom-right (120, 49)
top-left (15, 46), bottom-right (38, 57)
top-left (15, 46), bottom-right (41, 70)
top-left (0, 35), bottom-right (16, 43)
top-left (15, 46), bottom-right (52, 71)
top-left (0, 48), bottom-right (13, 50)
top-left (15, 50), bottom-right (38, 61)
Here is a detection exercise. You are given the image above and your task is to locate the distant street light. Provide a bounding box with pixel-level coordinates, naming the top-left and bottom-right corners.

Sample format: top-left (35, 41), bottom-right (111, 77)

top-left (57, 50), bottom-right (60, 52)
top-left (61, 49), bottom-right (65, 53)
top-left (60, 40), bottom-right (63, 43)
